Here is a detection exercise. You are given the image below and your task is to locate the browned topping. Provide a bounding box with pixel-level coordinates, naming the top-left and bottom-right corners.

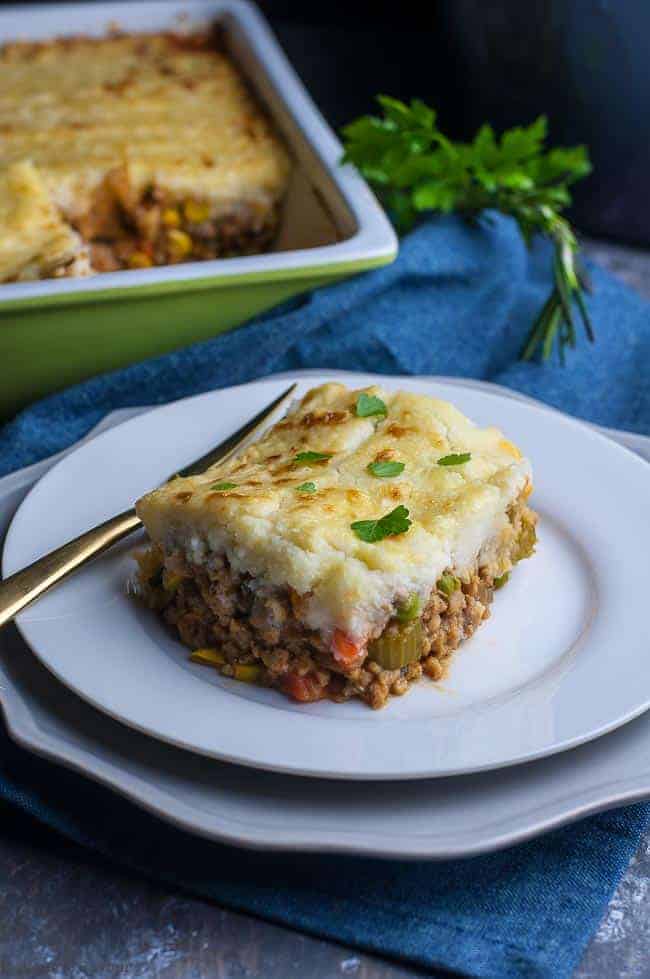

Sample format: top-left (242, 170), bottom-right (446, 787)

top-left (166, 26), bottom-right (224, 52)
top-left (386, 423), bottom-right (413, 438)
top-left (103, 72), bottom-right (136, 94)
top-left (0, 27), bottom-right (224, 60)
top-left (174, 491), bottom-right (193, 503)
top-left (276, 411), bottom-right (349, 429)
top-left (345, 489), bottom-right (363, 503)
top-left (278, 410), bottom-right (349, 430)
top-left (204, 491), bottom-right (242, 503)
top-left (305, 410), bottom-right (349, 427)
top-left (373, 448), bottom-right (396, 462)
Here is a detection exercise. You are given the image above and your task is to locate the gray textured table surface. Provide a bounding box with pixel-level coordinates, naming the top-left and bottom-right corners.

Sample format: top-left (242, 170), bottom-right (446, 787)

top-left (0, 237), bottom-right (648, 979)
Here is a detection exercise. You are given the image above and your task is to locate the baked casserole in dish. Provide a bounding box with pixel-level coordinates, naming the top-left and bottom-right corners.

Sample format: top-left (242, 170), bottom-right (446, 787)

top-left (0, 27), bottom-right (290, 281)
top-left (0, 1), bottom-right (396, 420)
top-left (135, 383), bottom-right (537, 708)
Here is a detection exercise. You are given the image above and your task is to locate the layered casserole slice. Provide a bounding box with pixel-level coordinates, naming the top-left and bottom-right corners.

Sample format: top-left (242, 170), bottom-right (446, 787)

top-left (0, 28), bottom-right (290, 281)
top-left (135, 383), bottom-right (537, 709)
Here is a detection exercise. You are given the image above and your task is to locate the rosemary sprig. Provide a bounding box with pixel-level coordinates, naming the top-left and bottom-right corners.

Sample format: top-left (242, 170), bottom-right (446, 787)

top-left (341, 97), bottom-right (594, 363)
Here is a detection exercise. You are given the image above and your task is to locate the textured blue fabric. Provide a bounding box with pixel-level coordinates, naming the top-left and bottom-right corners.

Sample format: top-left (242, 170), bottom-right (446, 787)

top-left (1, 213), bottom-right (649, 475)
top-left (0, 729), bottom-right (648, 979)
top-left (1, 213), bottom-right (649, 978)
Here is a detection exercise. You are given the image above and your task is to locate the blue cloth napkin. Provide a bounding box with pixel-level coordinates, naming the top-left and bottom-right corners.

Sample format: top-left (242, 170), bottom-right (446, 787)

top-left (1, 213), bottom-right (649, 978)
top-left (2, 213), bottom-right (649, 474)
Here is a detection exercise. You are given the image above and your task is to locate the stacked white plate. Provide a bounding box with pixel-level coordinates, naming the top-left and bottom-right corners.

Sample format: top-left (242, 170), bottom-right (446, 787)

top-left (2, 371), bottom-right (650, 858)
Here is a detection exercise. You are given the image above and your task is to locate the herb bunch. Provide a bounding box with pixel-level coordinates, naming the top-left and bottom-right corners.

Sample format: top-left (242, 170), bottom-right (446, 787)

top-left (341, 97), bottom-right (594, 362)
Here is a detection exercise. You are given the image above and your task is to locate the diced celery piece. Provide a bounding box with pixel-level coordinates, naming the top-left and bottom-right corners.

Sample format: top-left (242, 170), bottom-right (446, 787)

top-left (396, 593), bottom-right (421, 622)
top-left (514, 521), bottom-right (537, 562)
top-left (437, 573), bottom-right (460, 597)
top-left (367, 619), bottom-right (424, 670)
top-left (233, 664), bottom-right (262, 683)
top-left (190, 648), bottom-right (226, 668)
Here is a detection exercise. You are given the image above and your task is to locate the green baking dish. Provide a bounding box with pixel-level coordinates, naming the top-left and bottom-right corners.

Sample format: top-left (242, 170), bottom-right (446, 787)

top-left (0, 0), bottom-right (397, 420)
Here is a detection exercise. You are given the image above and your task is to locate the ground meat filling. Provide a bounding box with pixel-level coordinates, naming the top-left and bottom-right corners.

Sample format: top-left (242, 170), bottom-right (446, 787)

top-left (137, 501), bottom-right (537, 709)
top-left (73, 169), bottom-right (280, 273)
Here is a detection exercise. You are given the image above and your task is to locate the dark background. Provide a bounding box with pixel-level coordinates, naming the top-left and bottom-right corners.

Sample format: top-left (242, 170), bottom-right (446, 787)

top-left (3, 0), bottom-right (650, 243)
top-left (257, 0), bottom-right (650, 246)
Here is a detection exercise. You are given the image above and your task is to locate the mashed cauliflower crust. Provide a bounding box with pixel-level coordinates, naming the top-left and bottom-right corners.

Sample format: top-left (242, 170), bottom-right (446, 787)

top-left (0, 28), bottom-right (290, 282)
top-left (135, 383), bottom-right (537, 708)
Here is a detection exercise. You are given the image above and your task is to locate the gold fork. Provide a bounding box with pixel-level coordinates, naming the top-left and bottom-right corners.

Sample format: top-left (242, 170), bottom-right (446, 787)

top-left (0, 383), bottom-right (297, 629)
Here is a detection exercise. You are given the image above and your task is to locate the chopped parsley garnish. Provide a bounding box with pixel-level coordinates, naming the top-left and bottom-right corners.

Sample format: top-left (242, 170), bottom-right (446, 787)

top-left (341, 97), bottom-right (594, 363)
top-left (367, 460), bottom-right (405, 478)
top-left (351, 505), bottom-right (411, 543)
top-left (494, 572), bottom-right (510, 590)
top-left (296, 481), bottom-right (317, 494)
top-left (356, 392), bottom-right (387, 418)
top-left (210, 481), bottom-right (237, 491)
top-left (293, 451), bottom-right (333, 464)
top-left (437, 452), bottom-right (472, 467)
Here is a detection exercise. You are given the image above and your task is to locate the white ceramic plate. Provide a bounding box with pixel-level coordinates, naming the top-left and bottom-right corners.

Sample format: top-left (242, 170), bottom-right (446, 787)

top-left (1, 415), bottom-right (650, 862)
top-left (4, 617), bottom-right (650, 860)
top-left (4, 374), bottom-right (650, 780)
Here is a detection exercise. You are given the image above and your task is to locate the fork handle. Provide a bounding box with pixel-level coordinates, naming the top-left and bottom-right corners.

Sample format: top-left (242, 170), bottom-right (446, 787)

top-left (0, 508), bottom-right (142, 629)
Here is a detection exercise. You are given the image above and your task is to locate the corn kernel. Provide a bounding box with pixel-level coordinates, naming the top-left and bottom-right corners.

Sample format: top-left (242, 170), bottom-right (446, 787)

top-left (233, 664), bottom-right (262, 684)
top-left (161, 207), bottom-right (181, 228)
top-left (499, 438), bottom-right (522, 460)
top-left (167, 228), bottom-right (193, 259)
top-left (128, 251), bottom-right (153, 269)
top-left (190, 648), bottom-right (226, 667)
top-left (183, 199), bottom-right (211, 223)
top-left (135, 546), bottom-right (163, 583)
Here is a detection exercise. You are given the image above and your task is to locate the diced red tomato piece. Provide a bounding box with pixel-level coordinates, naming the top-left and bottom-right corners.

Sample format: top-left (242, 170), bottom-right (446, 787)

top-left (331, 629), bottom-right (363, 665)
top-left (281, 672), bottom-right (327, 703)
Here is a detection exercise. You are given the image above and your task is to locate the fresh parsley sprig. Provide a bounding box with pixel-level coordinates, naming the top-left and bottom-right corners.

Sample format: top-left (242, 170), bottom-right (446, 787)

top-left (367, 460), bottom-right (405, 478)
top-left (293, 451), bottom-right (332, 464)
top-left (437, 453), bottom-right (471, 467)
top-left (341, 97), bottom-right (594, 363)
top-left (351, 505), bottom-right (411, 543)
top-left (356, 393), bottom-right (387, 418)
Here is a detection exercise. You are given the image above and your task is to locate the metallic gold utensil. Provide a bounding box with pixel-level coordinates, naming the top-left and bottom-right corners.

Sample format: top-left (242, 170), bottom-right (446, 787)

top-left (0, 383), bottom-right (297, 629)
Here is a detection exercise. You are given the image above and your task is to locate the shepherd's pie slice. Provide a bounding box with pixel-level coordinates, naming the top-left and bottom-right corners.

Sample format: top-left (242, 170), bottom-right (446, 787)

top-left (135, 383), bottom-right (537, 708)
